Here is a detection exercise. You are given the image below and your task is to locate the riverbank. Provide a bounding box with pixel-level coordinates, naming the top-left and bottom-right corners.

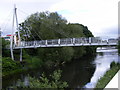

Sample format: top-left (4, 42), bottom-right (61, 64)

top-left (3, 48), bottom-right (118, 88)
top-left (95, 62), bottom-right (120, 89)
top-left (2, 52), bottom-right (96, 77)
top-left (3, 54), bottom-right (96, 88)
top-left (2, 56), bottom-right (42, 77)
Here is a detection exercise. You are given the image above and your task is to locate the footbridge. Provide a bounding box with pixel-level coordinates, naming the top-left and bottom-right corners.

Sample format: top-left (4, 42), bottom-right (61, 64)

top-left (13, 37), bottom-right (118, 49)
top-left (5, 6), bottom-right (118, 61)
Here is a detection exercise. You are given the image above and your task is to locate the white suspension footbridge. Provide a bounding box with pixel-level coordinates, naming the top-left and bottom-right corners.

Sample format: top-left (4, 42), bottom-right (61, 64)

top-left (12, 37), bottom-right (117, 49)
top-left (3, 6), bottom-right (118, 61)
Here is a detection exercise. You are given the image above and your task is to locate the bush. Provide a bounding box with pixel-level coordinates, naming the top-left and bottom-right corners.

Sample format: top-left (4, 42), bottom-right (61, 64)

top-left (10, 70), bottom-right (68, 88)
top-left (37, 47), bottom-right (74, 67)
top-left (2, 57), bottom-right (22, 73)
top-left (25, 56), bottom-right (43, 68)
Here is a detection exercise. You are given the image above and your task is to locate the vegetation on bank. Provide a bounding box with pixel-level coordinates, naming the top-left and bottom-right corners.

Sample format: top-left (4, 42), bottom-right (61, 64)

top-left (2, 57), bottom-right (22, 76)
top-left (9, 70), bottom-right (68, 88)
top-left (95, 62), bottom-right (120, 89)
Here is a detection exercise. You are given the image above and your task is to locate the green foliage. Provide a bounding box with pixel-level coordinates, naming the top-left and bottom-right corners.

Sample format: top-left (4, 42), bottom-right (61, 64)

top-left (95, 62), bottom-right (120, 88)
top-left (66, 23), bottom-right (85, 37)
top-left (2, 38), bottom-right (10, 57)
top-left (18, 11), bottom-right (95, 68)
top-left (2, 57), bottom-right (22, 73)
top-left (85, 46), bottom-right (96, 56)
top-left (19, 11), bottom-right (92, 40)
top-left (0, 31), bottom-right (1, 37)
top-left (36, 47), bottom-right (74, 68)
top-left (19, 12), bottom-right (67, 40)
top-left (73, 47), bottom-right (86, 59)
top-left (60, 47), bottom-right (74, 62)
top-left (25, 56), bottom-right (43, 68)
top-left (0, 56), bottom-right (2, 77)
top-left (11, 70), bottom-right (68, 88)
top-left (2, 11), bottom-right (96, 77)
top-left (82, 26), bottom-right (94, 37)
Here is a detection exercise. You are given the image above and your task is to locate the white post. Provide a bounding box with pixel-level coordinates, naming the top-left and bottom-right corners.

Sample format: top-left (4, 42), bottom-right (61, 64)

top-left (45, 40), bottom-right (47, 46)
top-left (13, 34), bottom-right (16, 47)
top-left (89, 37), bottom-right (91, 44)
top-left (34, 41), bottom-right (35, 46)
top-left (14, 5), bottom-right (21, 46)
top-left (14, 5), bottom-right (22, 61)
top-left (10, 5), bottom-right (16, 60)
top-left (52, 40), bottom-right (53, 45)
top-left (71, 38), bottom-right (73, 44)
top-left (58, 39), bottom-right (60, 45)
top-left (66, 39), bottom-right (67, 45)
top-left (20, 48), bottom-right (22, 62)
top-left (10, 35), bottom-right (14, 60)
top-left (73, 38), bottom-right (75, 45)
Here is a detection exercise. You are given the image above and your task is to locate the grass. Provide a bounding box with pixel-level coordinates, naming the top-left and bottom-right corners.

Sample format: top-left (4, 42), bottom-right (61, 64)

top-left (95, 62), bottom-right (120, 89)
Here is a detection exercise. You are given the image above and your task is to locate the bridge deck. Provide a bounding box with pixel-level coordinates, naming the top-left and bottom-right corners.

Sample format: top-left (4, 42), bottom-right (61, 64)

top-left (11, 37), bottom-right (118, 49)
top-left (14, 43), bottom-right (117, 49)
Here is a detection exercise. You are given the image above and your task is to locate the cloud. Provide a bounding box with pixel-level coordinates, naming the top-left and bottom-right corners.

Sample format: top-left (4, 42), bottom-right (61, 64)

top-left (0, 0), bottom-right (119, 38)
top-left (49, 0), bottom-right (119, 38)
top-left (1, 0), bottom-right (62, 3)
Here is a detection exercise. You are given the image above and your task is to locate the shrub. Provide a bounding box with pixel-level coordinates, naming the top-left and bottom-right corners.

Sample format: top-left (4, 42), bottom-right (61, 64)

top-left (10, 70), bottom-right (68, 88)
top-left (2, 57), bottom-right (22, 72)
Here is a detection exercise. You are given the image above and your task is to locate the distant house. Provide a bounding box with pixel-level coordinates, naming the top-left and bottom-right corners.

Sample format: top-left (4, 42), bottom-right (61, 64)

top-left (2, 35), bottom-right (11, 41)
top-left (2, 34), bottom-right (20, 46)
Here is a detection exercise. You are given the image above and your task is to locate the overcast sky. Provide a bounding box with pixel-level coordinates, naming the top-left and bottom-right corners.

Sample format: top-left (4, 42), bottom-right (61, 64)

top-left (0, 0), bottom-right (119, 38)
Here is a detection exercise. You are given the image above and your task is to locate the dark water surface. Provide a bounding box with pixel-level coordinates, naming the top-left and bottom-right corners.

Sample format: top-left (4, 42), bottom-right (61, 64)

top-left (2, 47), bottom-right (119, 88)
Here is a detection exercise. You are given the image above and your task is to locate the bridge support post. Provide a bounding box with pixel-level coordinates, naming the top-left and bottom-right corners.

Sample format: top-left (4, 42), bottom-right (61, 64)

top-left (73, 38), bottom-right (75, 45)
top-left (45, 40), bottom-right (47, 46)
top-left (58, 39), bottom-right (60, 45)
top-left (10, 35), bottom-right (14, 60)
top-left (89, 37), bottom-right (91, 44)
top-left (20, 48), bottom-right (22, 62)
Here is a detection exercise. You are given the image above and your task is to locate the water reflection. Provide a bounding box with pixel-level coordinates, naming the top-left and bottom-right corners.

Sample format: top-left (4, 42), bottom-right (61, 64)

top-left (84, 48), bottom-right (119, 88)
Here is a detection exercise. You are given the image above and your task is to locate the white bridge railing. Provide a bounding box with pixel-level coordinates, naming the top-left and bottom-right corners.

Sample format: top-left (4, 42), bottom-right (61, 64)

top-left (12, 37), bottom-right (118, 49)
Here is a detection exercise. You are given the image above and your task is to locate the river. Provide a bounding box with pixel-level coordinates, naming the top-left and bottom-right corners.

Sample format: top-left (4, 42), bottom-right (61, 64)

top-left (2, 47), bottom-right (119, 88)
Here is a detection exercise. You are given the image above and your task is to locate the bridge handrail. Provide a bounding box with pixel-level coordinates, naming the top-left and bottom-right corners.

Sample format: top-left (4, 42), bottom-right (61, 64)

top-left (6, 37), bottom-right (118, 49)
top-left (18, 37), bottom-right (118, 47)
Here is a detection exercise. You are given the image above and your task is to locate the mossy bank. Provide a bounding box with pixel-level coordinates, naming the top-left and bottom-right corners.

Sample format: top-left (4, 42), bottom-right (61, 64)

top-left (95, 62), bottom-right (120, 89)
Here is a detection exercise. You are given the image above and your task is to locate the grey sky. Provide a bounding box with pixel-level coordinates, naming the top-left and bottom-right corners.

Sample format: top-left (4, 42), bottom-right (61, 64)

top-left (0, 0), bottom-right (119, 38)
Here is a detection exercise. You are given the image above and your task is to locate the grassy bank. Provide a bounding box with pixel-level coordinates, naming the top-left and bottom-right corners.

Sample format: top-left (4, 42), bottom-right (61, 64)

top-left (95, 62), bottom-right (120, 89)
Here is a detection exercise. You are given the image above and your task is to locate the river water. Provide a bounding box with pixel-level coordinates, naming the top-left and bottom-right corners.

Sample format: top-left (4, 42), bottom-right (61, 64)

top-left (2, 47), bottom-right (119, 88)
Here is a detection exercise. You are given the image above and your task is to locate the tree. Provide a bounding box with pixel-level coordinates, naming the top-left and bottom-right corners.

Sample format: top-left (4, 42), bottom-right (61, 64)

top-left (82, 26), bottom-right (93, 37)
top-left (19, 12), bottom-right (67, 40)
top-left (18, 11), bottom-right (95, 67)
